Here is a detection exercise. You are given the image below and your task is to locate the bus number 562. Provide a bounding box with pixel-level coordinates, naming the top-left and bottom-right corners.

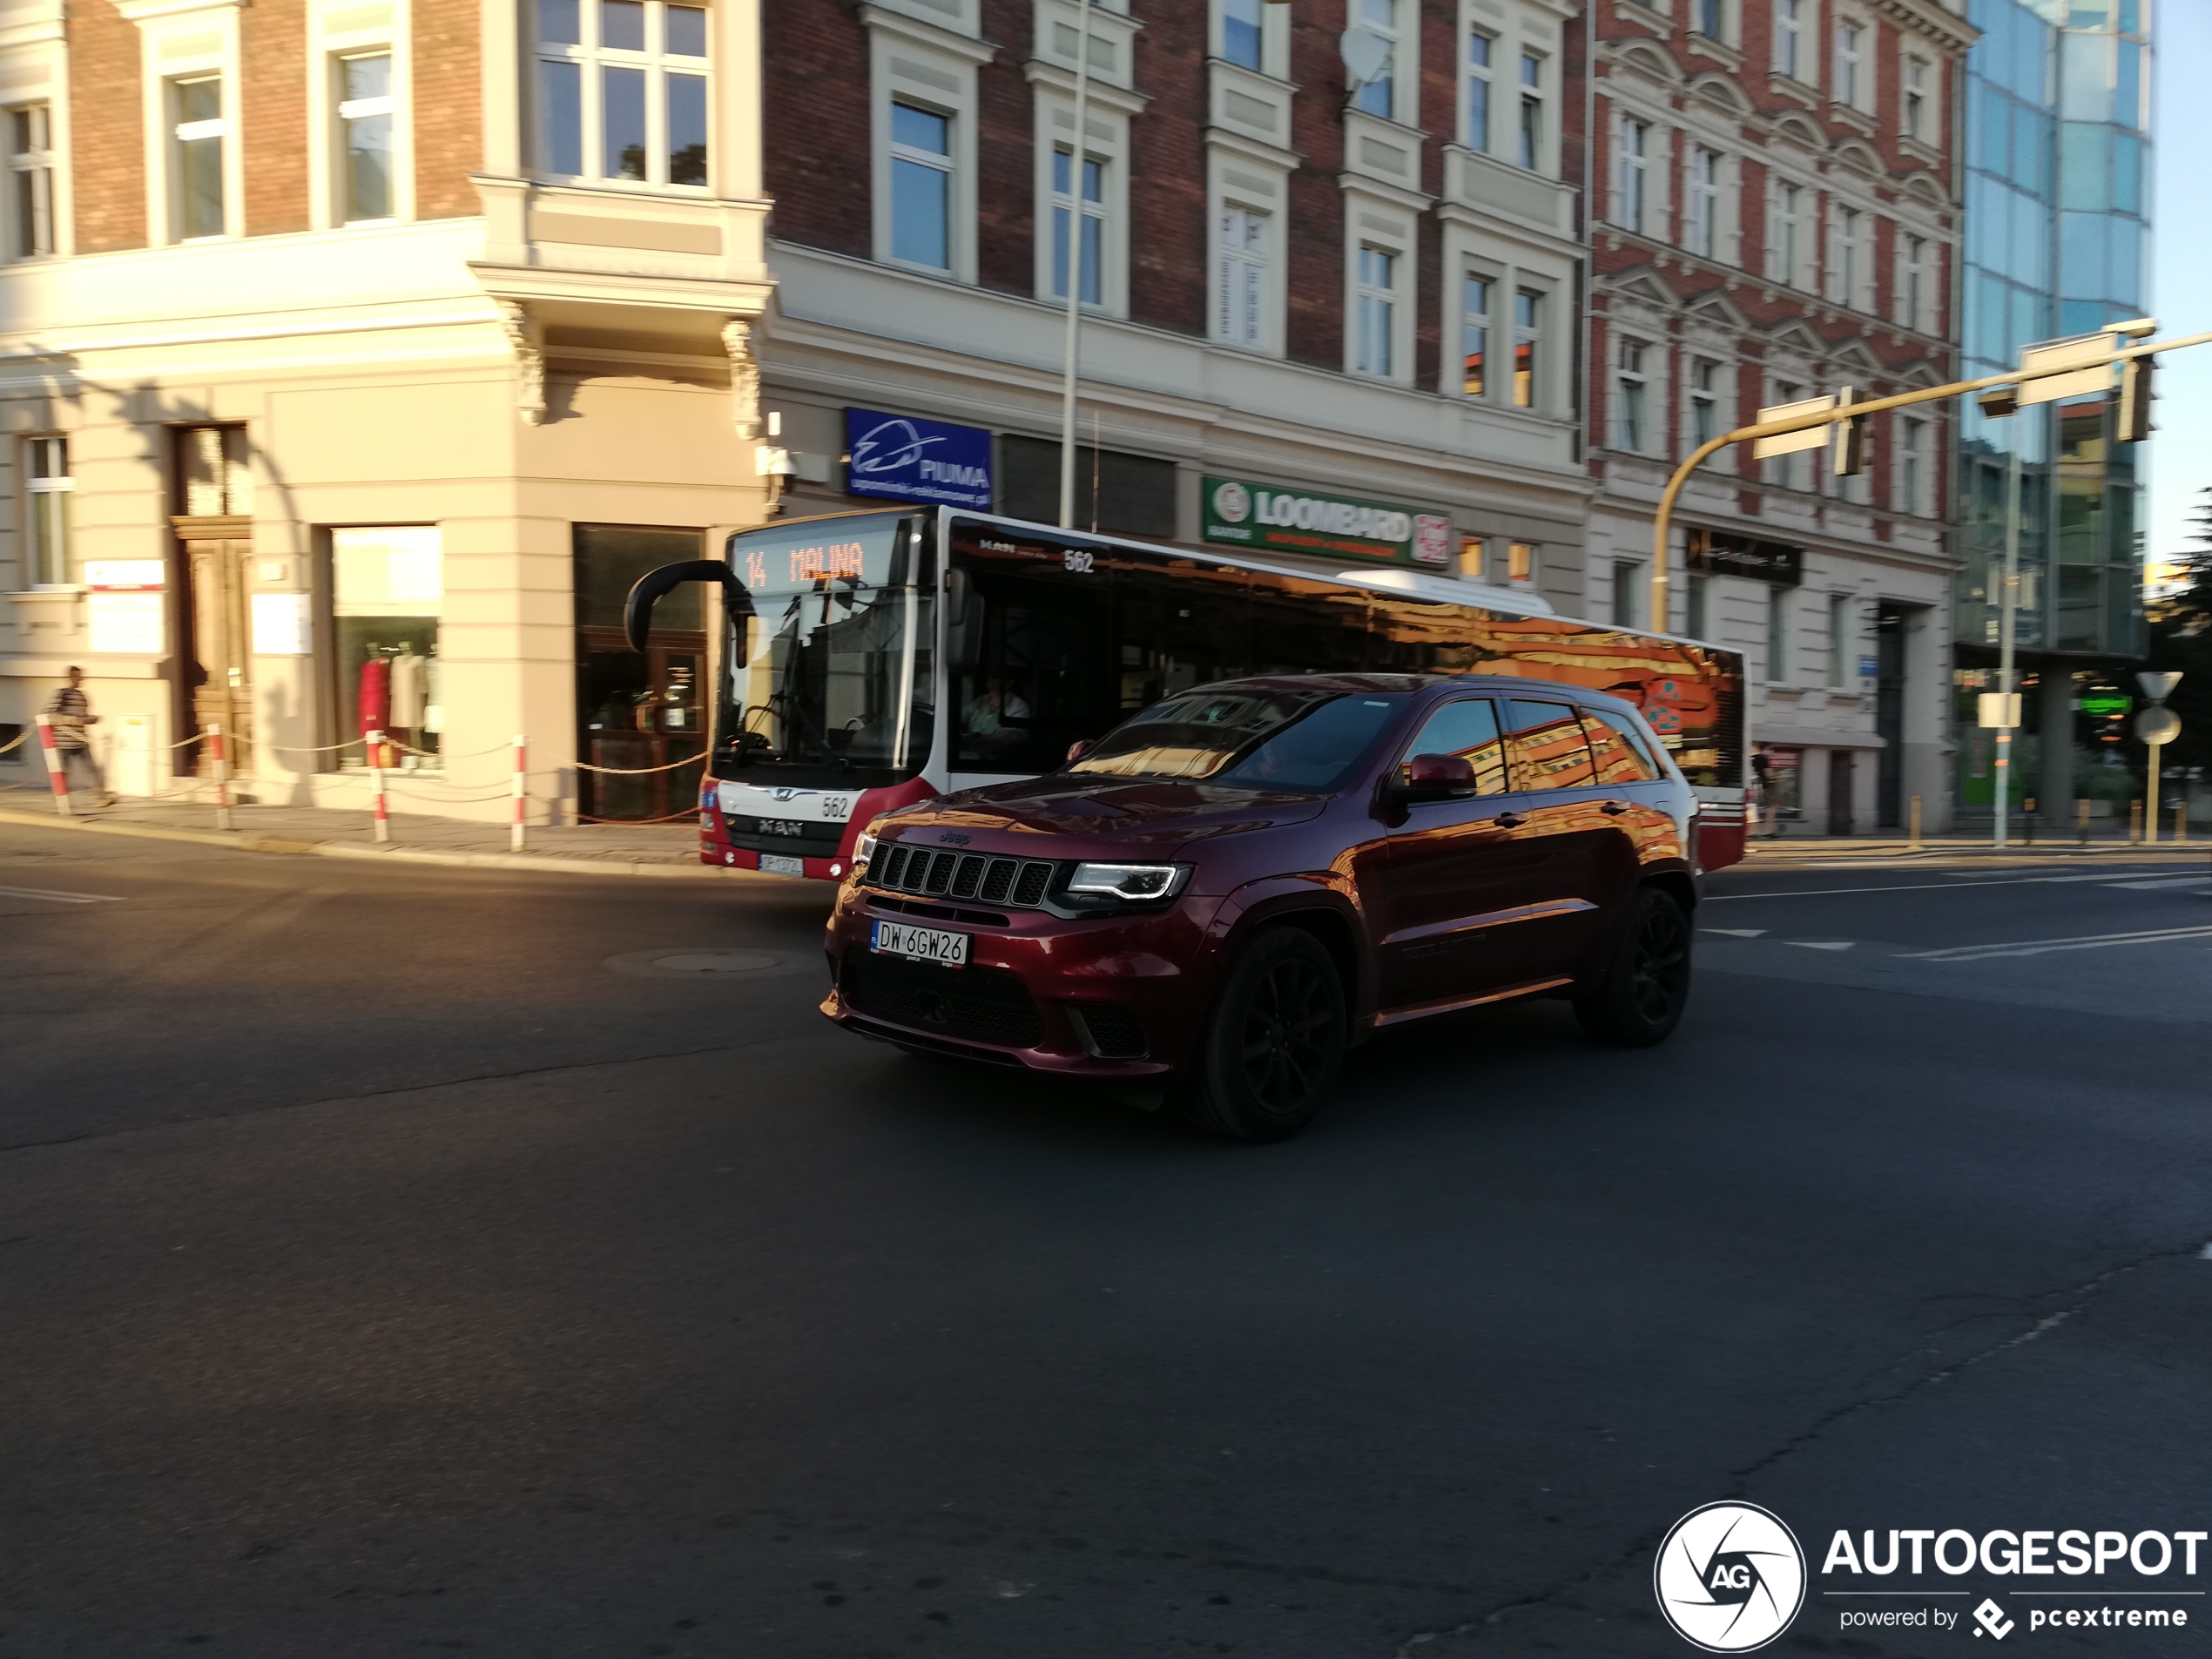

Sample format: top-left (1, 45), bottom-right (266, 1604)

top-left (1063, 550), bottom-right (1096, 574)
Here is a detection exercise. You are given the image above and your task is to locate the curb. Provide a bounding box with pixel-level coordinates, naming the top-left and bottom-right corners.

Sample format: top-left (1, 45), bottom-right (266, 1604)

top-left (0, 805), bottom-right (792, 884)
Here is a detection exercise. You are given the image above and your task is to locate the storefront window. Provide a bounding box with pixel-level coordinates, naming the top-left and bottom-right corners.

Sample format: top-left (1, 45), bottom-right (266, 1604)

top-left (332, 526), bottom-right (442, 767)
top-left (575, 523), bottom-right (705, 820)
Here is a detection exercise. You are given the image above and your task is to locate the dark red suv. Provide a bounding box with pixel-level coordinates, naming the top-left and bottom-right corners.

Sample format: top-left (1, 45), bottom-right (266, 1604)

top-left (821, 674), bottom-right (1698, 1139)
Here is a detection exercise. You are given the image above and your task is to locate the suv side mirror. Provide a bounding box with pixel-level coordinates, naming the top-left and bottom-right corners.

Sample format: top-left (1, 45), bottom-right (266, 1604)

top-left (1065, 738), bottom-right (1096, 765)
top-left (1398, 752), bottom-right (1476, 801)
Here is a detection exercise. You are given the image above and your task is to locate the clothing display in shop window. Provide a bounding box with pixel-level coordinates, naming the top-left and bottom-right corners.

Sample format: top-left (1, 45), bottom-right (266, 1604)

top-left (423, 655), bottom-right (444, 734)
top-left (357, 655), bottom-right (390, 736)
top-left (388, 652), bottom-right (428, 729)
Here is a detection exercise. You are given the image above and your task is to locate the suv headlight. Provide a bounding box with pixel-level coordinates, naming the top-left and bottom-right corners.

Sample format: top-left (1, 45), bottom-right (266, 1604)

top-left (1067, 862), bottom-right (1191, 901)
top-left (853, 827), bottom-right (881, 869)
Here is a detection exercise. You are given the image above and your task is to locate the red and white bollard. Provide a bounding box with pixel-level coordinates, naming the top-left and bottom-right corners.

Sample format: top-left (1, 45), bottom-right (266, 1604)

top-left (33, 713), bottom-right (71, 817)
top-left (207, 723), bottom-right (233, 832)
top-left (368, 729), bottom-right (390, 842)
top-left (511, 733), bottom-right (529, 852)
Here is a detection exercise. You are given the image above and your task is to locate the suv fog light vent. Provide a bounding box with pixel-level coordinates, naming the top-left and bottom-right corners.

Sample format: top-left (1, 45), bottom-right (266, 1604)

top-left (1071, 1003), bottom-right (1146, 1059)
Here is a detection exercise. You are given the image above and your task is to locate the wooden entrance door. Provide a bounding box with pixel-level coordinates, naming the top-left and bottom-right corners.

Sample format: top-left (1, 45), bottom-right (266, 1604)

top-left (180, 534), bottom-right (253, 772)
top-left (1827, 750), bottom-right (1855, 836)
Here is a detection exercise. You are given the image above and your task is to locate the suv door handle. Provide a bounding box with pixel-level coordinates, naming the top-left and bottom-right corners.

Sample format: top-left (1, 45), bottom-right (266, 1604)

top-left (1600, 799), bottom-right (1630, 816)
top-left (1494, 810), bottom-right (1525, 828)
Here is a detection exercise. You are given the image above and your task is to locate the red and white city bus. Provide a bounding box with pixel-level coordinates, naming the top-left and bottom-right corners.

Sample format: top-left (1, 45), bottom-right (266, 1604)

top-left (624, 507), bottom-right (1750, 878)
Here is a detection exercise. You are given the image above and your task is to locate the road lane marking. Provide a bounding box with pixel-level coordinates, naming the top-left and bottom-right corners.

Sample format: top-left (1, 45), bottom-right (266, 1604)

top-left (2104, 875), bottom-right (2212, 890)
top-left (1703, 927), bottom-right (1766, 937)
top-left (0, 884), bottom-right (125, 904)
top-left (1709, 869), bottom-right (2204, 900)
top-left (1788, 941), bottom-right (1857, 951)
top-left (1901, 924), bottom-right (2212, 962)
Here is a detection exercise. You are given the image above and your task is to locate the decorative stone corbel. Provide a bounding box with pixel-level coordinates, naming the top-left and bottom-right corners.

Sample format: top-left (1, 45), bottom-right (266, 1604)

top-left (496, 300), bottom-right (546, 425)
top-left (723, 318), bottom-right (761, 442)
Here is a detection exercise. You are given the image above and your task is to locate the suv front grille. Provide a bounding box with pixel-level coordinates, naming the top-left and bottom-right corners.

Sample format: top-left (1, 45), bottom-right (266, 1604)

top-left (870, 845), bottom-right (1057, 908)
top-left (841, 953), bottom-right (1042, 1049)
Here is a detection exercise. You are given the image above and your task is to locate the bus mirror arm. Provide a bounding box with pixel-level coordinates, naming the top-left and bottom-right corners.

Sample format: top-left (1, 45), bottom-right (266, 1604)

top-left (624, 561), bottom-right (749, 654)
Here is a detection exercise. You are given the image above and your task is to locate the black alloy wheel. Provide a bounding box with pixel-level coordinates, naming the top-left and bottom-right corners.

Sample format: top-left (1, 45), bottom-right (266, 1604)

top-left (1181, 927), bottom-right (1347, 1142)
top-left (1574, 886), bottom-right (1693, 1047)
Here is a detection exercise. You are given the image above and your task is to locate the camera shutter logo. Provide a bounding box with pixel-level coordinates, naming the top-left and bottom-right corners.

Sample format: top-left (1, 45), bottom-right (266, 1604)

top-left (1212, 480), bottom-right (1251, 523)
top-left (1654, 1501), bottom-right (1806, 1652)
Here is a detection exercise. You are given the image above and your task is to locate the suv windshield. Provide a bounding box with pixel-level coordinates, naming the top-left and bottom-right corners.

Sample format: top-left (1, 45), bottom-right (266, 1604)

top-left (1068, 687), bottom-right (1400, 793)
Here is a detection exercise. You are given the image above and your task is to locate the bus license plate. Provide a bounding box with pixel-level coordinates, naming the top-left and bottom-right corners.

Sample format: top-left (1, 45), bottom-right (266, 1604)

top-left (759, 854), bottom-right (805, 877)
top-left (870, 920), bottom-right (968, 968)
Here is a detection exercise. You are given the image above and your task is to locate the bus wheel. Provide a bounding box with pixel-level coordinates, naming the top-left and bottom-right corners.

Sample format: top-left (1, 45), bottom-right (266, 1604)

top-left (1573, 887), bottom-right (1692, 1047)
top-left (1179, 928), bottom-right (1345, 1142)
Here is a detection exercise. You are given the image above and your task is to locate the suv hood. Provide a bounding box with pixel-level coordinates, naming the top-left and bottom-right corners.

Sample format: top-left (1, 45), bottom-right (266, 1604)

top-left (882, 776), bottom-right (1329, 854)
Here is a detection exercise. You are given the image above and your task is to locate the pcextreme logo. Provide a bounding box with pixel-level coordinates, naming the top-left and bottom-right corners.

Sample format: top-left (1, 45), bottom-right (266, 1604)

top-left (1655, 1502), bottom-right (1809, 1653)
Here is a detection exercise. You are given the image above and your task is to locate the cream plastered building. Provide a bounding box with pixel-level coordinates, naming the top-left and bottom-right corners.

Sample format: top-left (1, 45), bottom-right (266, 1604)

top-left (0, 0), bottom-right (772, 822)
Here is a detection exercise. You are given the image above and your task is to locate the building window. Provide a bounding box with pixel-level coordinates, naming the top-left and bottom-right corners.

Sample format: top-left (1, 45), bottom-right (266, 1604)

top-left (1769, 379), bottom-right (1810, 490)
top-left (1215, 206), bottom-right (1266, 347)
top-left (1775, 0), bottom-right (1804, 79)
top-left (1512, 289), bottom-right (1541, 408)
top-left (1692, 0), bottom-right (1723, 37)
top-left (1835, 21), bottom-right (1862, 106)
top-left (1352, 0), bottom-right (1398, 118)
top-left (1766, 589), bottom-right (1790, 682)
top-left (1904, 54), bottom-right (1930, 140)
top-left (337, 52), bottom-right (395, 221)
top-left (533, 0), bottom-right (710, 188)
top-left (1832, 206), bottom-right (1861, 307)
top-left (1899, 415), bottom-right (1927, 515)
top-left (1617, 118), bottom-right (1649, 233)
top-left (1826, 592), bottom-right (1850, 686)
top-left (25, 436), bottom-right (71, 586)
top-left (1517, 53), bottom-right (1544, 171)
top-left (1354, 245), bottom-right (1397, 377)
top-left (1615, 338), bottom-right (1650, 453)
top-left (1613, 562), bottom-right (1641, 628)
top-left (1463, 275), bottom-right (1491, 397)
top-left (333, 527), bottom-right (443, 765)
top-left (1686, 572), bottom-right (1710, 637)
top-left (1901, 233), bottom-right (1928, 331)
top-left (889, 102), bottom-right (952, 270)
top-left (171, 75), bottom-right (226, 239)
top-left (1506, 541), bottom-right (1536, 587)
top-left (1222, 0), bottom-right (1264, 70)
top-left (180, 425), bottom-right (253, 516)
top-left (1687, 146), bottom-right (1719, 258)
top-left (1467, 30), bottom-right (1493, 153)
top-left (1050, 147), bottom-right (1104, 303)
top-left (1690, 358), bottom-right (1720, 446)
top-left (9, 105), bottom-right (53, 260)
top-left (1775, 180), bottom-right (1806, 287)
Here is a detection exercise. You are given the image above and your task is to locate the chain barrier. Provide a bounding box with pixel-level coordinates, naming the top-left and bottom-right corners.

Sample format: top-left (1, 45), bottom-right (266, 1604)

top-left (572, 752), bottom-right (709, 776)
top-left (0, 728), bottom-right (28, 755)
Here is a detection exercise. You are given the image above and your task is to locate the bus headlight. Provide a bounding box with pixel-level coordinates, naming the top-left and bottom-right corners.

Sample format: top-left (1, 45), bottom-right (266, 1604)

top-left (1067, 862), bottom-right (1191, 901)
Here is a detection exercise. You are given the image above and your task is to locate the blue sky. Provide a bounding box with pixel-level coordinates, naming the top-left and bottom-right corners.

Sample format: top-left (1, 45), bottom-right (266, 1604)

top-left (2147, 1), bottom-right (2210, 574)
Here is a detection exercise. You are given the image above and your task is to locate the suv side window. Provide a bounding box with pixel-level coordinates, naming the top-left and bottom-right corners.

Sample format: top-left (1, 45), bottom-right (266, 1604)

top-left (1504, 699), bottom-right (1597, 791)
top-left (1399, 698), bottom-right (1509, 794)
top-left (1579, 708), bottom-right (1662, 783)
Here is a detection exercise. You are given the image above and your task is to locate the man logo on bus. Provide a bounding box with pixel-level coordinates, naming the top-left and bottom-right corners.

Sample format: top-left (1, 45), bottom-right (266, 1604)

top-left (1653, 1501), bottom-right (1805, 1652)
top-left (1212, 481), bottom-right (1251, 523)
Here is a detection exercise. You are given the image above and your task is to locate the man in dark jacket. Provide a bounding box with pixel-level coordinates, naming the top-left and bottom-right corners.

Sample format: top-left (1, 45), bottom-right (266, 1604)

top-left (45, 666), bottom-right (115, 806)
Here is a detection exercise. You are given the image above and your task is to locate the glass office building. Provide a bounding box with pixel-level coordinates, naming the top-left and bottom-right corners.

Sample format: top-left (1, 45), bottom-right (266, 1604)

top-left (1954, 0), bottom-right (2152, 815)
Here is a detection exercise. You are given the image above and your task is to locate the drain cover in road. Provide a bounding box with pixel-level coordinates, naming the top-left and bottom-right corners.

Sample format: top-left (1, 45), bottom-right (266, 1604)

top-left (604, 948), bottom-right (817, 981)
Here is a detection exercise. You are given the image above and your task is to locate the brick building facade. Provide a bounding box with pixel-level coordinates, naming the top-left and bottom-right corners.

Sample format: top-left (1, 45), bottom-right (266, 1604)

top-left (1580, 0), bottom-right (1972, 834)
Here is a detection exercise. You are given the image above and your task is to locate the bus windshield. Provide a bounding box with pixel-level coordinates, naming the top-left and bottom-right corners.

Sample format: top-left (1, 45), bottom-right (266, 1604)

top-left (719, 513), bottom-right (934, 788)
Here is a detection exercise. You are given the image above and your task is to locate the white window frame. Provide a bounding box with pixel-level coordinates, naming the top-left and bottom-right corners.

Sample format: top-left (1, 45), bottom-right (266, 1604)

top-left (124, 0), bottom-right (245, 246)
top-left (24, 434), bottom-right (71, 588)
top-left (526, 0), bottom-right (712, 193)
top-left (867, 19), bottom-right (987, 284)
top-left (1461, 267), bottom-right (1495, 401)
top-left (1466, 25), bottom-right (1495, 155)
top-left (1615, 114), bottom-right (1650, 233)
top-left (1686, 145), bottom-right (1719, 258)
top-left (1214, 0), bottom-right (1286, 77)
top-left (1766, 376), bottom-right (1814, 491)
top-left (1207, 152), bottom-right (1287, 356)
top-left (6, 104), bottom-right (56, 260)
top-left (1833, 17), bottom-right (1864, 109)
top-left (1516, 49), bottom-right (1547, 172)
top-left (1612, 561), bottom-right (1643, 628)
top-left (1898, 230), bottom-right (1930, 332)
top-left (307, 0), bottom-right (415, 231)
top-left (1348, 0), bottom-right (1413, 125)
top-left (1032, 91), bottom-right (1130, 317)
top-left (1766, 588), bottom-right (1791, 683)
top-left (1903, 52), bottom-right (1932, 143)
top-left (1343, 195), bottom-right (1415, 382)
top-left (1689, 356), bottom-right (1722, 448)
top-left (1898, 414), bottom-right (1929, 516)
top-left (1826, 592), bottom-right (1851, 686)
top-left (1770, 175), bottom-right (1814, 289)
top-left (1689, 0), bottom-right (1727, 41)
top-left (1352, 241), bottom-right (1401, 381)
top-left (1828, 203), bottom-right (1862, 307)
top-left (1511, 284), bottom-right (1548, 414)
top-left (1615, 335), bottom-right (1653, 454)
top-left (1773, 0), bottom-right (1813, 82)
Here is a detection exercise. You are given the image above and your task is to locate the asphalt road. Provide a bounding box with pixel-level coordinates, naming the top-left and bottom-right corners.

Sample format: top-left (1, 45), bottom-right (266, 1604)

top-left (3, 825), bottom-right (2210, 1658)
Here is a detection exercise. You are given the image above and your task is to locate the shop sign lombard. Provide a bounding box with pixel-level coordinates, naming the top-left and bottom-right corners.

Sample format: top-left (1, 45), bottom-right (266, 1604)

top-left (1203, 475), bottom-right (1453, 567)
top-left (845, 408), bottom-right (995, 510)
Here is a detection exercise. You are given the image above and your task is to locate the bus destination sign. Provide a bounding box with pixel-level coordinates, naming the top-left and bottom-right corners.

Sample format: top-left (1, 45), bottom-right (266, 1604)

top-left (1202, 475), bottom-right (1452, 567)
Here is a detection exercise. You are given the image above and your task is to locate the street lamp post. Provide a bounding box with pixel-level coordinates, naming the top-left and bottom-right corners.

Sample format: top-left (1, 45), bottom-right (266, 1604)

top-left (1993, 448), bottom-right (2021, 849)
top-left (2136, 672), bottom-right (2183, 844)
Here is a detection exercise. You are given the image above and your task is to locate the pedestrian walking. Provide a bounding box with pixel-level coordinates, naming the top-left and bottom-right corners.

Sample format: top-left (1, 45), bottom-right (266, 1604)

top-left (45, 666), bottom-right (116, 806)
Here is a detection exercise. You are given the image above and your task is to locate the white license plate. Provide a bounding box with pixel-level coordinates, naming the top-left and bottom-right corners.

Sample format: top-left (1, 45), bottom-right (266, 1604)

top-left (759, 853), bottom-right (805, 877)
top-left (870, 920), bottom-right (969, 967)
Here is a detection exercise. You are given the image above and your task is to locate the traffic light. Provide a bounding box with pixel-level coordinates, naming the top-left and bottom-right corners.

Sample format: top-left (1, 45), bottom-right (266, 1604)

top-left (1831, 386), bottom-right (1868, 476)
top-left (2116, 352), bottom-right (2155, 444)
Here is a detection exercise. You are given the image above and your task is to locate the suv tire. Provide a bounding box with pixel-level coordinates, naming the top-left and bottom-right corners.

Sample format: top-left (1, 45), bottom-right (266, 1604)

top-left (1180, 927), bottom-right (1347, 1142)
top-left (1573, 886), bottom-right (1692, 1047)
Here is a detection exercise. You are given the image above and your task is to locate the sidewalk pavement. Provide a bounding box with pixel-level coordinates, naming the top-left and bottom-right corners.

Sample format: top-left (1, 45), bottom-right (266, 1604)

top-left (0, 789), bottom-right (776, 882)
top-left (1741, 830), bottom-right (2212, 867)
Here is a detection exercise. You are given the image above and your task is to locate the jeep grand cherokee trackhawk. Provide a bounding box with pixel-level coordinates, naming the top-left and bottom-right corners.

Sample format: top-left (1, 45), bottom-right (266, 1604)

top-left (820, 674), bottom-right (1698, 1141)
